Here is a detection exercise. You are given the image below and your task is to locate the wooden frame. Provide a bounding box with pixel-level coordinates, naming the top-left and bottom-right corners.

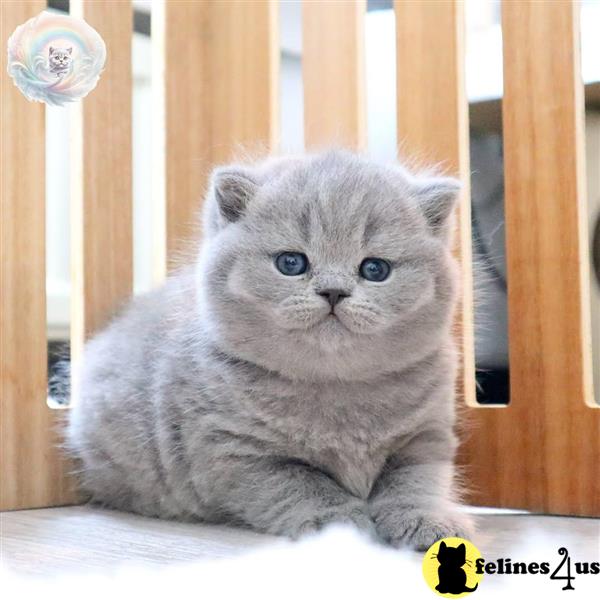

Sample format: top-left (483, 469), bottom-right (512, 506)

top-left (1, 0), bottom-right (76, 510)
top-left (1, 0), bottom-right (597, 517)
top-left (459, 0), bottom-right (599, 516)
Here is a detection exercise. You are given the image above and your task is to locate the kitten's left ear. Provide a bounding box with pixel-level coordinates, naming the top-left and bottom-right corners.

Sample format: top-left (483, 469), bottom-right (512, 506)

top-left (67, 47), bottom-right (73, 55)
top-left (413, 176), bottom-right (461, 238)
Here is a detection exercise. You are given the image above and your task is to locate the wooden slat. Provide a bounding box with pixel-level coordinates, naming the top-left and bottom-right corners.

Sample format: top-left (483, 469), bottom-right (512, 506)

top-left (0, 0), bottom-right (76, 510)
top-left (461, 0), bottom-right (599, 516)
top-left (70, 1), bottom-right (133, 360)
top-left (302, 0), bottom-right (366, 149)
top-left (395, 0), bottom-right (476, 406)
top-left (153, 0), bottom-right (279, 273)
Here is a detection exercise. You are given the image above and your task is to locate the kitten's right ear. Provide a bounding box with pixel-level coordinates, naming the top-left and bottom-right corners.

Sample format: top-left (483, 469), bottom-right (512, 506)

top-left (49, 46), bottom-right (54, 55)
top-left (440, 541), bottom-right (447, 550)
top-left (211, 166), bottom-right (258, 224)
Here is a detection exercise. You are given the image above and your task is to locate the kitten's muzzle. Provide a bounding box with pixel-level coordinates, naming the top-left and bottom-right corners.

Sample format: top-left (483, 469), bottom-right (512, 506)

top-left (317, 288), bottom-right (350, 310)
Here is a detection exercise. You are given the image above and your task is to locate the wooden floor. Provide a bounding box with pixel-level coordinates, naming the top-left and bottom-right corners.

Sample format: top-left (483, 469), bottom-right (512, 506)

top-left (1, 506), bottom-right (598, 578)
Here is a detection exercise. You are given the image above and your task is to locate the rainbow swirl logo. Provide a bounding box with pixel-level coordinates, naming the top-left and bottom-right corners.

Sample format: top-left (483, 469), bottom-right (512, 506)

top-left (7, 10), bottom-right (106, 107)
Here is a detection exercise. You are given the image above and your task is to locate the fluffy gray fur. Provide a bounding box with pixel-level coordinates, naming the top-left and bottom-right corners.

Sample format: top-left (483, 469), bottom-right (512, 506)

top-left (66, 149), bottom-right (472, 549)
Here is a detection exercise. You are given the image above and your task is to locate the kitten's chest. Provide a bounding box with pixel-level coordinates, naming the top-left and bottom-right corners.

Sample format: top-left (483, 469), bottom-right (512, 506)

top-left (301, 420), bottom-right (386, 499)
top-left (247, 379), bottom-right (415, 498)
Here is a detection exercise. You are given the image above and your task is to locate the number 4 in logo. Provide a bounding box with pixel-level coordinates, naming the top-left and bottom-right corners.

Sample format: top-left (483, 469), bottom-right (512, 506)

top-left (550, 547), bottom-right (576, 591)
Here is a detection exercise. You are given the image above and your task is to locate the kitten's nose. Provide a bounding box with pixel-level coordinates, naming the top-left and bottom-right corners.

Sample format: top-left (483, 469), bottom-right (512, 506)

top-left (317, 288), bottom-right (350, 309)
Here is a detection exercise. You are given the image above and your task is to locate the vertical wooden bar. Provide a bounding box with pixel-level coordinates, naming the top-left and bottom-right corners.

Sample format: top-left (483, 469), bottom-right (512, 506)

top-left (461, 0), bottom-right (599, 515)
top-left (70, 1), bottom-right (133, 361)
top-left (395, 0), bottom-right (476, 406)
top-left (302, 0), bottom-right (366, 149)
top-left (1, 1), bottom-right (75, 509)
top-left (153, 0), bottom-right (279, 273)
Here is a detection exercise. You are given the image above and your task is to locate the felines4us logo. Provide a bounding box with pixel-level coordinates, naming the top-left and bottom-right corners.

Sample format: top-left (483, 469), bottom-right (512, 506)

top-left (422, 537), bottom-right (600, 596)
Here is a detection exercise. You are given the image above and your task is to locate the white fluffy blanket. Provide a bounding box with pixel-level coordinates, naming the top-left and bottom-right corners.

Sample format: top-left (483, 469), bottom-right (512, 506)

top-left (2, 526), bottom-right (594, 598)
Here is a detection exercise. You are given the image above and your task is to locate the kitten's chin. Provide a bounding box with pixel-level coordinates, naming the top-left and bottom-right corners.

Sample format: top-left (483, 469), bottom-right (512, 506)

top-left (315, 314), bottom-right (354, 336)
top-left (279, 311), bottom-right (387, 339)
top-left (304, 315), bottom-right (385, 351)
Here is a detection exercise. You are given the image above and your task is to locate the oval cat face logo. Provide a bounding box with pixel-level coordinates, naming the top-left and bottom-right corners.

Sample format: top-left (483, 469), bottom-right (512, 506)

top-left (422, 537), bottom-right (484, 597)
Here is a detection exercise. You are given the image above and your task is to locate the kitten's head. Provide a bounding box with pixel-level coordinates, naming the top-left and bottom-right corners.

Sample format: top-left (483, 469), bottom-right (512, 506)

top-left (48, 46), bottom-right (73, 67)
top-left (198, 150), bottom-right (460, 381)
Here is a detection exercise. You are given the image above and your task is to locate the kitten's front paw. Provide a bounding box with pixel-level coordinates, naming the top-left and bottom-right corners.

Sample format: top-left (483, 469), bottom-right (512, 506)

top-left (287, 503), bottom-right (375, 540)
top-left (372, 505), bottom-right (473, 550)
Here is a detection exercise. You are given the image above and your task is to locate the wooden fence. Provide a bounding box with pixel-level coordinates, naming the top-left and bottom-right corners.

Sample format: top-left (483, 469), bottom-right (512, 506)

top-left (1, 0), bottom-right (597, 516)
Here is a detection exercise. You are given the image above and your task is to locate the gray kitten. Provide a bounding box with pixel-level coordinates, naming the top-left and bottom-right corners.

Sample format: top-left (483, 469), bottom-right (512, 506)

top-left (66, 150), bottom-right (472, 549)
top-left (48, 46), bottom-right (72, 77)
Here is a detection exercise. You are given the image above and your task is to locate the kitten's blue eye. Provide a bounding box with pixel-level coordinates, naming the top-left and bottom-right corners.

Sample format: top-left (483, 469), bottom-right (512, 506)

top-left (275, 252), bottom-right (308, 276)
top-left (359, 258), bottom-right (391, 282)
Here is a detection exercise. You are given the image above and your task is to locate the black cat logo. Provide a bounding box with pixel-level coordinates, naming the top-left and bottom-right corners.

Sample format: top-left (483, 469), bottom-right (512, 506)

top-left (435, 541), bottom-right (479, 595)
